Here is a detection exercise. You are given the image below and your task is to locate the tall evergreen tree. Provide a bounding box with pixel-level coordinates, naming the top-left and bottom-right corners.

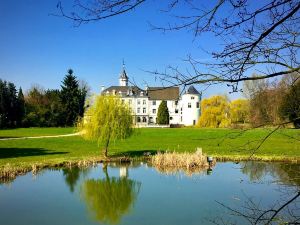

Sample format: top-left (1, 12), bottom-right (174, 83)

top-left (157, 101), bottom-right (169, 125)
top-left (17, 87), bottom-right (25, 126)
top-left (0, 80), bottom-right (19, 128)
top-left (0, 80), bottom-right (9, 127)
top-left (60, 69), bottom-right (81, 126)
top-left (7, 82), bottom-right (18, 126)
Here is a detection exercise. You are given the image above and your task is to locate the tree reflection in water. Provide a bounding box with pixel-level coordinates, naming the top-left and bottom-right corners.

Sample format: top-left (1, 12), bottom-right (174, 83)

top-left (240, 161), bottom-right (300, 187)
top-left (214, 161), bottom-right (300, 225)
top-left (80, 165), bottom-right (141, 225)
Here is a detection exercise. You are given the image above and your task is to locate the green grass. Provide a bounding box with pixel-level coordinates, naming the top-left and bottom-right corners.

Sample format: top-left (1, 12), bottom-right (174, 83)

top-left (0, 127), bottom-right (75, 138)
top-left (0, 128), bottom-right (299, 169)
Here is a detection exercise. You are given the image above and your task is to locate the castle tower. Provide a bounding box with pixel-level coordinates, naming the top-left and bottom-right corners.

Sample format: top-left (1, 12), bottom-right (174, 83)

top-left (181, 86), bottom-right (202, 126)
top-left (119, 61), bottom-right (128, 86)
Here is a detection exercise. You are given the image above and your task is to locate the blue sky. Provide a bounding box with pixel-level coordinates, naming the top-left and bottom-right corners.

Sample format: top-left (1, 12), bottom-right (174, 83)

top-left (0, 0), bottom-right (243, 99)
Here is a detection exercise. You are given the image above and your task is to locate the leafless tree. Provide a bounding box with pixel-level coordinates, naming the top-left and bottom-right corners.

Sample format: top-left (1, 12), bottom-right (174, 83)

top-left (57, 0), bottom-right (300, 92)
top-left (56, 3), bottom-right (300, 222)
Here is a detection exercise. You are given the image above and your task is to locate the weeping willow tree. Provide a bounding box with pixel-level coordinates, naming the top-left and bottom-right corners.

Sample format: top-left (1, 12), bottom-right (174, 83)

top-left (80, 166), bottom-right (141, 224)
top-left (78, 95), bottom-right (133, 157)
top-left (197, 95), bottom-right (231, 128)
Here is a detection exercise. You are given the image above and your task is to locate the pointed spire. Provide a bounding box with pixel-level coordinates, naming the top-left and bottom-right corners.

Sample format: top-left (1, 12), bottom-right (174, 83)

top-left (119, 60), bottom-right (128, 86)
top-left (120, 59), bottom-right (128, 79)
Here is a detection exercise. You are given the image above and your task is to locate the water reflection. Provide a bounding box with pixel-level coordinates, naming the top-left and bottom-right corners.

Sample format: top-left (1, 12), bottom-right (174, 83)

top-left (240, 161), bottom-right (300, 187)
top-left (62, 167), bottom-right (90, 192)
top-left (80, 165), bottom-right (141, 224)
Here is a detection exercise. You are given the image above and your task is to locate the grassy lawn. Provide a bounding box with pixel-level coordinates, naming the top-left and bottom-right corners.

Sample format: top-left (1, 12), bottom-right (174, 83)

top-left (0, 128), bottom-right (299, 169)
top-left (0, 127), bottom-right (75, 138)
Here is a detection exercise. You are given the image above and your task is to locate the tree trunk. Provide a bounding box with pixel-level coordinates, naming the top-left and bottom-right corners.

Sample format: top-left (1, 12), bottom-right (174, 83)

top-left (103, 137), bottom-right (110, 157)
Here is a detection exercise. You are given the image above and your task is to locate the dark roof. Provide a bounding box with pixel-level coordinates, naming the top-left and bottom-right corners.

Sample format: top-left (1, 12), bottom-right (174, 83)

top-left (147, 87), bottom-right (179, 100)
top-left (120, 68), bottom-right (128, 79)
top-left (186, 85), bottom-right (200, 95)
top-left (102, 86), bottom-right (180, 100)
top-left (102, 86), bottom-right (144, 97)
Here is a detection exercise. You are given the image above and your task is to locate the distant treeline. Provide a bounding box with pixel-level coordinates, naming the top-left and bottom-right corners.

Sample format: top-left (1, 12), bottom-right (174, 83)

top-left (0, 69), bottom-right (88, 128)
top-left (197, 73), bottom-right (300, 128)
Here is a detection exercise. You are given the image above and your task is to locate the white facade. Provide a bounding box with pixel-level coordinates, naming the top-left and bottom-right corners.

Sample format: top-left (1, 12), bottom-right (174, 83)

top-left (102, 68), bottom-right (202, 126)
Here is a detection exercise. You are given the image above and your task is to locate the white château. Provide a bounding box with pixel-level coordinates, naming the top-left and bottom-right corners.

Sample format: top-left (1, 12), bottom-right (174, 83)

top-left (102, 65), bottom-right (202, 126)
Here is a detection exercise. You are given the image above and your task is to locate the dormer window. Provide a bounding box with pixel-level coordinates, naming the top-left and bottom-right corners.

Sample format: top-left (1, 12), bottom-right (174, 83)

top-left (140, 91), bottom-right (144, 96)
top-left (106, 91), bottom-right (109, 95)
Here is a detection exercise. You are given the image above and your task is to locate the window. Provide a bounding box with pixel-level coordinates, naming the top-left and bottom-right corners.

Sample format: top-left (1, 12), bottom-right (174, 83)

top-left (137, 100), bottom-right (141, 105)
top-left (143, 100), bottom-right (146, 105)
top-left (143, 108), bottom-right (146, 113)
top-left (191, 96), bottom-right (195, 100)
top-left (152, 109), bottom-right (156, 114)
top-left (152, 100), bottom-right (156, 105)
top-left (175, 100), bottom-right (178, 106)
top-left (170, 117), bottom-right (173, 120)
top-left (188, 103), bottom-right (191, 108)
top-left (196, 102), bottom-right (200, 108)
top-left (137, 108), bottom-right (140, 113)
top-left (149, 117), bottom-right (153, 123)
top-left (175, 109), bottom-right (178, 113)
top-left (137, 117), bottom-right (141, 123)
top-left (142, 117), bottom-right (147, 122)
top-left (140, 91), bottom-right (144, 96)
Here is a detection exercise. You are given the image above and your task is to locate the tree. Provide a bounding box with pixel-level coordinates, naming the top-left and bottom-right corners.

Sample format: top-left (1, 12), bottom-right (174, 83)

top-left (0, 80), bottom-right (20, 128)
top-left (45, 89), bottom-right (65, 127)
top-left (78, 95), bottom-right (133, 157)
top-left (242, 75), bottom-right (298, 127)
top-left (23, 86), bottom-right (65, 127)
top-left (197, 95), bottom-right (230, 128)
top-left (58, 1), bottom-right (300, 92)
top-left (230, 99), bottom-right (250, 125)
top-left (156, 100), bottom-right (169, 125)
top-left (60, 69), bottom-right (82, 126)
top-left (80, 165), bottom-right (141, 225)
top-left (280, 80), bottom-right (300, 128)
top-left (16, 87), bottom-right (25, 126)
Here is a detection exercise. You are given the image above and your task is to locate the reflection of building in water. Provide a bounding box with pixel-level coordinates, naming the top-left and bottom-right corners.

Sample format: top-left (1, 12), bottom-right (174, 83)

top-left (120, 167), bottom-right (128, 178)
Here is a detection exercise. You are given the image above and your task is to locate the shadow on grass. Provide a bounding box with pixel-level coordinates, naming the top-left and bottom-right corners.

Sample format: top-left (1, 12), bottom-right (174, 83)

top-left (0, 148), bottom-right (68, 159)
top-left (0, 137), bottom-right (19, 139)
top-left (111, 150), bottom-right (164, 158)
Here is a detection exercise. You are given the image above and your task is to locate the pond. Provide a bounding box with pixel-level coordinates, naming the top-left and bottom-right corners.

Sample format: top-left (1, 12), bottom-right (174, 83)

top-left (0, 162), bottom-right (299, 225)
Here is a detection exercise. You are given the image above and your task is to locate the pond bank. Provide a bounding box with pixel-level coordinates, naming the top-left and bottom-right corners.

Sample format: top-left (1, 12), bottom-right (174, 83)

top-left (1, 153), bottom-right (299, 183)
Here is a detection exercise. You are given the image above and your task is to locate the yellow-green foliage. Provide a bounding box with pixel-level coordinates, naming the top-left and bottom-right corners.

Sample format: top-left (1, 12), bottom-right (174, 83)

top-left (230, 99), bottom-right (250, 124)
top-left (197, 95), bottom-right (231, 128)
top-left (81, 176), bottom-right (140, 224)
top-left (78, 95), bottom-right (133, 156)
